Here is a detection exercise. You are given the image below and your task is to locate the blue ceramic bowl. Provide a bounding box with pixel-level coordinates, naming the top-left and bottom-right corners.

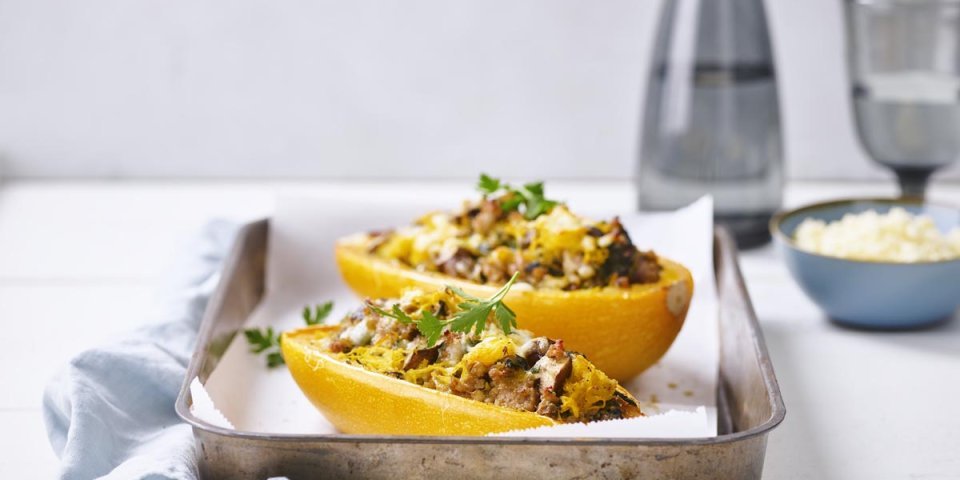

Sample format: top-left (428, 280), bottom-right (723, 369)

top-left (771, 198), bottom-right (960, 329)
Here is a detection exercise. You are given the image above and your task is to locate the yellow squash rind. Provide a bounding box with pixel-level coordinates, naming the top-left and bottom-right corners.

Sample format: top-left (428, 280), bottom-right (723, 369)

top-left (335, 238), bottom-right (694, 381)
top-left (282, 326), bottom-right (557, 436)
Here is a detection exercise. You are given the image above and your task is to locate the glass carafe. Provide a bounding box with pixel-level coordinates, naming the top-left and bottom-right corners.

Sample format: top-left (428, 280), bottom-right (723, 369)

top-left (638, 0), bottom-right (783, 248)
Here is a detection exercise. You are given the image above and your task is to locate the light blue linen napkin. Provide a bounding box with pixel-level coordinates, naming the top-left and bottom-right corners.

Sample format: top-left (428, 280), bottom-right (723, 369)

top-left (43, 221), bottom-right (238, 480)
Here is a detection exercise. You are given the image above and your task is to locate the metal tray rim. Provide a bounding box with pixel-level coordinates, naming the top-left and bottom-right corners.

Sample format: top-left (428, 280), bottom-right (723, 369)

top-left (175, 220), bottom-right (784, 447)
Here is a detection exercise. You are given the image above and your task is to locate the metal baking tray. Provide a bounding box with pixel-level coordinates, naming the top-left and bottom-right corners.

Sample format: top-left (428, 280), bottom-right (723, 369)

top-left (176, 220), bottom-right (785, 479)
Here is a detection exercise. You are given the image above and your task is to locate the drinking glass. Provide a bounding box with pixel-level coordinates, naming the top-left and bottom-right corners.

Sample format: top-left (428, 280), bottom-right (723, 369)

top-left (845, 0), bottom-right (960, 199)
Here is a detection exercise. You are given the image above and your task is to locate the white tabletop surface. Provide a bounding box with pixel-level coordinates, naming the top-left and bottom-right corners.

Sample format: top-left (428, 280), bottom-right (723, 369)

top-left (1, 179), bottom-right (958, 479)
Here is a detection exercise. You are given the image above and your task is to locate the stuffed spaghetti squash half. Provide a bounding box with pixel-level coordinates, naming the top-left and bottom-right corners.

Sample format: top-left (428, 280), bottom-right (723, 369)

top-left (282, 286), bottom-right (642, 436)
top-left (334, 176), bottom-right (693, 380)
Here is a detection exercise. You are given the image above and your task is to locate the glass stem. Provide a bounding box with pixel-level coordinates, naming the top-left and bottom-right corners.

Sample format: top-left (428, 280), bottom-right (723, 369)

top-left (894, 166), bottom-right (934, 200)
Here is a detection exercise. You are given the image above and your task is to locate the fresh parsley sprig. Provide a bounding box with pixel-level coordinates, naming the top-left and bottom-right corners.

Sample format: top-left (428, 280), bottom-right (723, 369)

top-left (477, 173), bottom-right (502, 194)
top-left (367, 272), bottom-right (520, 347)
top-left (243, 327), bottom-right (285, 368)
top-left (302, 301), bottom-right (334, 325)
top-left (245, 300), bottom-right (335, 368)
top-left (448, 273), bottom-right (519, 336)
top-left (477, 173), bottom-right (559, 220)
top-left (365, 303), bottom-right (447, 347)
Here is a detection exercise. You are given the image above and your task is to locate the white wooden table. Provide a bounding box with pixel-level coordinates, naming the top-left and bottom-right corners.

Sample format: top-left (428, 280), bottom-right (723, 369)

top-left (1, 180), bottom-right (958, 479)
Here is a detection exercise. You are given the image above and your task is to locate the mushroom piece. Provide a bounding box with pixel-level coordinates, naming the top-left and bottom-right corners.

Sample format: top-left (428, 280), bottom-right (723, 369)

top-left (532, 346), bottom-right (572, 397)
top-left (402, 344), bottom-right (440, 371)
top-left (517, 337), bottom-right (551, 365)
top-left (437, 247), bottom-right (476, 278)
top-left (529, 342), bottom-right (573, 418)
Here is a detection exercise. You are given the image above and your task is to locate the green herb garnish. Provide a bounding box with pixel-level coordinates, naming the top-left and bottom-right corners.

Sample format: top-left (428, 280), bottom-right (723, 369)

top-left (416, 310), bottom-right (446, 347)
top-left (448, 273), bottom-right (519, 336)
top-left (477, 173), bottom-right (502, 194)
top-left (366, 303), bottom-right (438, 346)
top-left (368, 272), bottom-right (520, 347)
top-left (246, 300), bottom-right (336, 368)
top-left (243, 327), bottom-right (285, 368)
top-left (302, 301), bottom-right (334, 325)
top-left (477, 174), bottom-right (559, 220)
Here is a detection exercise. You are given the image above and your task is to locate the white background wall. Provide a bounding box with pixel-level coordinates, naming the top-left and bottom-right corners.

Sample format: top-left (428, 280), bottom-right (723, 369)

top-left (1, 0), bottom-right (958, 180)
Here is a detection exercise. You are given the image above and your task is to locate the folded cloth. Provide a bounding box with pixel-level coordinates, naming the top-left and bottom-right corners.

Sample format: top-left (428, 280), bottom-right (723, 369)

top-left (43, 221), bottom-right (238, 480)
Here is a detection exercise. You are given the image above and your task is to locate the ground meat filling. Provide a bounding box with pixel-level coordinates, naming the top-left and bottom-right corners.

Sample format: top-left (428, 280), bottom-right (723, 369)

top-left (487, 358), bottom-right (539, 412)
top-left (368, 197), bottom-right (662, 291)
top-left (323, 292), bottom-right (643, 423)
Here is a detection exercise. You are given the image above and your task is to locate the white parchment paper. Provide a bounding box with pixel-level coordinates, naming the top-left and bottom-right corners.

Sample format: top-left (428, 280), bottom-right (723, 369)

top-left (199, 195), bottom-right (718, 437)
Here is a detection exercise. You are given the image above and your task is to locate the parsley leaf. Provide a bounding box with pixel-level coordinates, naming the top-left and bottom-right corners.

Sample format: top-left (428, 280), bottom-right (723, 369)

top-left (494, 301), bottom-right (517, 333)
top-left (475, 174), bottom-right (559, 220)
top-left (448, 272), bottom-right (519, 335)
top-left (499, 195), bottom-right (524, 214)
top-left (302, 301), bottom-right (334, 325)
top-left (515, 182), bottom-right (559, 220)
top-left (266, 351), bottom-right (285, 368)
top-left (244, 326), bottom-right (285, 367)
top-left (244, 327), bottom-right (277, 353)
top-left (522, 181), bottom-right (545, 197)
top-left (417, 311), bottom-right (445, 347)
top-left (365, 273), bottom-right (521, 348)
top-left (446, 285), bottom-right (481, 302)
top-left (248, 299), bottom-right (335, 368)
top-left (368, 301), bottom-right (445, 346)
top-left (367, 303), bottom-right (415, 325)
top-left (477, 173), bottom-right (501, 194)
top-left (449, 303), bottom-right (493, 336)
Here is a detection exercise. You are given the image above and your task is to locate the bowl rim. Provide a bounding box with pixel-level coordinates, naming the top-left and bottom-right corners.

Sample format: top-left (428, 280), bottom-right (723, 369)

top-left (769, 197), bottom-right (960, 266)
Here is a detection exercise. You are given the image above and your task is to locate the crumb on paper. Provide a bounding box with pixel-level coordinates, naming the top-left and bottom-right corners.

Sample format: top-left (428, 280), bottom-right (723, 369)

top-left (683, 390), bottom-right (694, 397)
top-left (648, 393), bottom-right (659, 404)
top-left (667, 382), bottom-right (677, 389)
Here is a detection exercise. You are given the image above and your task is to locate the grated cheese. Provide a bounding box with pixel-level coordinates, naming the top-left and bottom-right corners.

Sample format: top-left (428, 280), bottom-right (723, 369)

top-left (794, 207), bottom-right (960, 262)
